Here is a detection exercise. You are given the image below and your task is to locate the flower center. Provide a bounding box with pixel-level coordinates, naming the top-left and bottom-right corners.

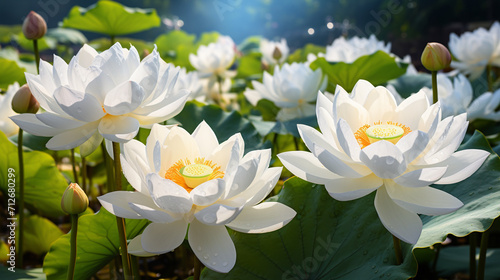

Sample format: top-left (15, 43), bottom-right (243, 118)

top-left (165, 158), bottom-right (224, 192)
top-left (354, 121), bottom-right (411, 149)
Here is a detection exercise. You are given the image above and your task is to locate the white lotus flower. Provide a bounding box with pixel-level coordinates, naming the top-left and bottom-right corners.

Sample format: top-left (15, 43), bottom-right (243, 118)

top-left (0, 82), bottom-right (20, 137)
top-left (189, 35), bottom-right (236, 79)
top-left (244, 62), bottom-right (327, 121)
top-left (449, 21), bottom-right (500, 79)
top-left (9, 43), bottom-right (190, 153)
top-left (389, 74), bottom-right (500, 122)
top-left (278, 80), bottom-right (489, 244)
top-left (323, 34), bottom-right (391, 63)
top-left (260, 38), bottom-right (289, 65)
top-left (98, 122), bottom-right (296, 273)
top-left (174, 68), bottom-right (203, 100)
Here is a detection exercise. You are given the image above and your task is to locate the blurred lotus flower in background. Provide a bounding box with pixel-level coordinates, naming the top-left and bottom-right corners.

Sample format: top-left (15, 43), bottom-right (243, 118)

top-left (244, 62), bottom-right (327, 121)
top-left (388, 73), bottom-right (500, 122)
top-left (260, 38), bottom-right (289, 66)
top-left (189, 35), bottom-right (236, 80)
top-left (98, 122), bottom-right (296, 273)
top-left (174, 67), bottom-right (203, 101)
top-left (279, 80), bottom-right (489, 244)
top-left (0, 82), bottom-right (20, 137)
top-left (322, 34), bottom-right (391, 63)
top-left (10, 43), bottom-right (190, 155)
top-left (449, 21), bottom-right (500, 79)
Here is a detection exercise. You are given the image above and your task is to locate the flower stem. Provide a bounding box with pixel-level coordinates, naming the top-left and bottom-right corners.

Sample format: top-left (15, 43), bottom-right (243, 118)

top-left (71, 148), bottom-right (79, 185)
top-left (67, 214), bottom-right (79, 280)
top-left (81, 156), bottom-right (88, 194)
top-left (194, 254), bottom-right (202, 280)
top-left (392, 235), bottom-right (403, 265)
top-left (130, 255), bottom-right (141, 279)
top-left (487, 64), bottom-right (493, 92)
top-left (470, 232), bottom-right (477, 280)
top-left (112, 142), bottom-right (132, 280)
top-left (17, 129), bottom-right (25, 268)
top-left (216, 75), bottom-right (226, 110)
top-left (33, 39), bottom-right (40, 74)
top-left (102, 142), bottom-right (114, 192)
top-left (477, 229), bottom-right (491, 280)
top-left (431, 70), bottom-right (438, 104)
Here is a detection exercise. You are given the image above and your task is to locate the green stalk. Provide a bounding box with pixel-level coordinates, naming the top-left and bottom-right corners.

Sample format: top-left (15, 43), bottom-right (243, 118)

top-left (33, 39), bottom-right (40, 74)
top-left (216, 75), bottom-right (225, 109)
top-left (431, 70), bottom-right (438, 104)
top-left (17, 129), bottom-right (25, 268)
top-left (130, 255), bottom-right (141, 279)
top-left (71, 148), bottom-right (79, 185)
top-left (112, 142), bottom-right (132, 280)
top-left (470, 233), bottom-right (477, 280)
top-left (392, 235), bottom-right (403, 265)
top-left (477, 230), bottom-right (491, 280)
top-left (102, 142), bottom-right (114, 192)
top-left (110, 35), bottom-right (115, 47)
top-left (67, 214), bottom-right (79, 280)
top-left (194, 254), bottom-right (202, 280)
top-left (81, 156), bottom-right (88, 194)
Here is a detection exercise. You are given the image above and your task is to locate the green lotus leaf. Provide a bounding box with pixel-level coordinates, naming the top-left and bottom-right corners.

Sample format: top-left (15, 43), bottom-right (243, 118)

top-left (22, 215), bottom-right (64, 255)
top-left (43, 208), bottom-right (148, 280)
top-left (62, 0), bottom-right (160, 36)
top-left (0, 131), bottom-right (68, 217)
top-left (310, 51), bottom-right (408, 92)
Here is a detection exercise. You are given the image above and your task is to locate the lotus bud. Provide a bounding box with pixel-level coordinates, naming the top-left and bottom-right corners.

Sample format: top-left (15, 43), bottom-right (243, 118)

top-left (421, 42), bottom-right (451, 71)
top-left (11, 84), bottom-right (40, 114)
top-left (272, 46), bottom-right (282, 61)
top-left (61, 183), bottom-right (89, 215)
top-left (22, 11), bottom-right (47, 40)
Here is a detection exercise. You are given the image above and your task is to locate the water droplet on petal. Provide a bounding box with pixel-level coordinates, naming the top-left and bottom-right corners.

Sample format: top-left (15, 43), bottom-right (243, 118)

top-left (212, 262), bottom-right (216, 266)
top-left (203, 254), bottom-right (209, 260)
top-left (222, 262), bottom-right (228, 266)
top-left (385, 157), bottom-right (395, 165)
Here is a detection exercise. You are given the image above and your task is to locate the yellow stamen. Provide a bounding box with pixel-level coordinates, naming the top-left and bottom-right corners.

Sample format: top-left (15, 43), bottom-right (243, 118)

top-left (354, 121), bottom-right (411, 149)
top-left (164, 158), bottom-right (224, 192)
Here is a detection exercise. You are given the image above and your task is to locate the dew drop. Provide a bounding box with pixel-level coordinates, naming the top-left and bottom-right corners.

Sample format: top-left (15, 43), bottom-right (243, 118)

top-left (371, 265), bottom-right (376, 269)
top-left (197, 246), bottom-right (202, 251)
top-left (212, 262), bottom-right (216, 266)
top-left (469, 192), bottom-right (475, 196)
top-left (222, 262), bottom-right (228, 266)
top-left (374, 269), bottom-right (378, 274)
top-left (385, 157), bottom-right (395, 165)
top-left (203, 254), bottom-right (209, 260)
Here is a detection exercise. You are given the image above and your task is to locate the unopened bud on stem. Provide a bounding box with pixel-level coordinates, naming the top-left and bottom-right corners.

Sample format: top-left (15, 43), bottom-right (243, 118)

top-left (11, 84), bottom-right (39, 114)
top-left (22, 11), bottom-right (47, 40)
top-left (421, 42), bottom-right (451, 71)
top-left (61, 183), bottom-right (89, 215)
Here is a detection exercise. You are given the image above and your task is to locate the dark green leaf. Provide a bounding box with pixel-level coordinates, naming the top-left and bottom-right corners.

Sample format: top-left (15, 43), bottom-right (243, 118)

top-left (236, 52), bottom-right (263, 79)
top-left (0, 131), bottom-right (68, 217)
top-left (310, 51), bottom-right (408, 92)
top-left (0, 267), bottom-right (45, 279)
top-left (62, 0), bottom-right (160, 36)
top-left (387, 73), bottom-right (432, 99)
top-left (202, 177), bottom-right (417, 279)
top-left (43, 209), bottom-right (148, 280)
top-left (46, 28), bottom-right (88, 45)
top-left (0, 57), bottom-right (27, 90)
top-left (288, 43), bottom-right (325, 63)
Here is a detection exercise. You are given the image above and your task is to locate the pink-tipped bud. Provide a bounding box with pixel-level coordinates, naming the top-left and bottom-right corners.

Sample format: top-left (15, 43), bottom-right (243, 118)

top-left (421, 42), bottom-right (452, 71)
top-left (11, 84), bottom-right (39, 114)
top-left (22, 11), bottom-right (47, 40)
top-left (61, 183), bottom-right (89, 215)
